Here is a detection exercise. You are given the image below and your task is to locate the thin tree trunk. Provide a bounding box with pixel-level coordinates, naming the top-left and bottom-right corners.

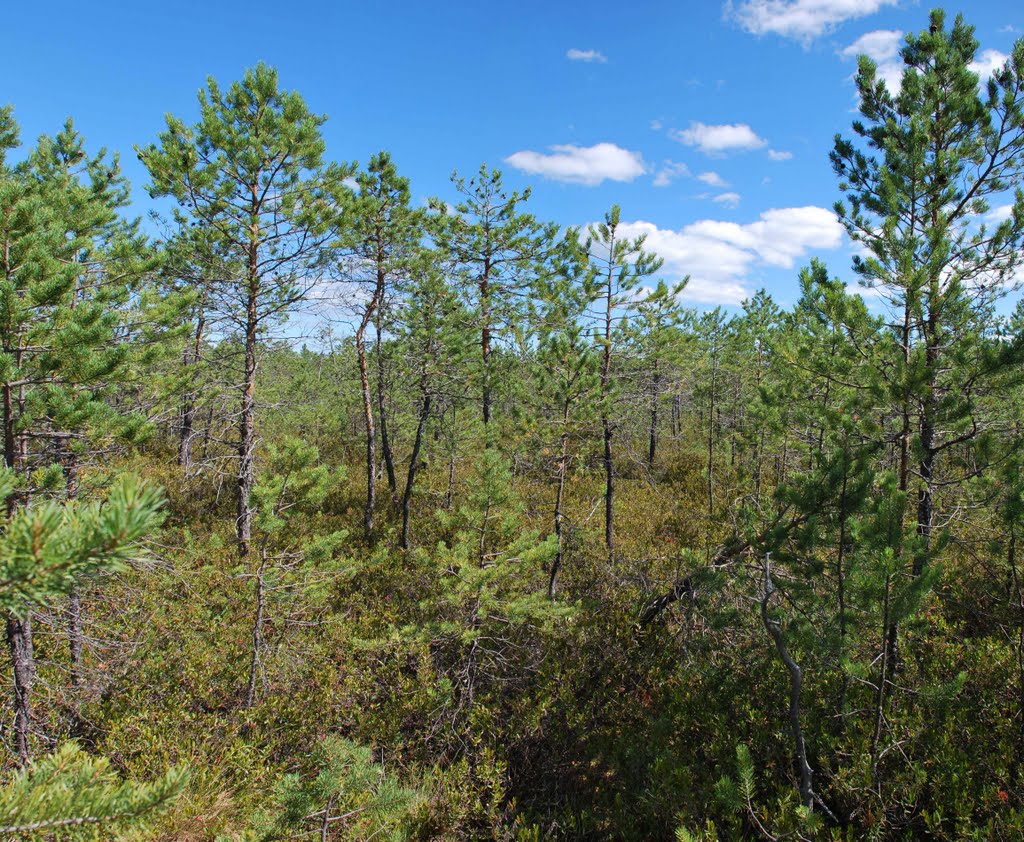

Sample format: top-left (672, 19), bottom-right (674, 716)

top-left (707, 361), bottom-right (717, 520)
top-left (836, 454), bottom-right (851, 724)
top-left (375, 311), bottom-right (397, 497)
top-left (3, 368), bottom-right (32, 765)
top-left (60, 445), bottom-right (83, 695)
top-left (648, 363), bottom-right (660, 468)
top-left (871, 572), bottom-right (892, 779)
top-left (549, 424), bottom-right (570, 599)
top-left (601, 250), bottom-right (615, 553)
top-left (400, 391), bottom-right (431, 550)
top-left (356, 308), bottom-right (377, 537)
top-left (6, 614), bottom-right (32, 765)
top-left (602, 417), bottom-right (614, 552)
top-left (761, 559), bottom-right (815, 811)
top-left (480, 260), bottom-right (492, 429)
top-left (913, 329), bottom-right (939, 577)
top-left (245, 552), bottom-right (267, 709)
top-left (237, 287), bottom-right (258, 556)
top-left (179, 308), bottom-right (205, 470)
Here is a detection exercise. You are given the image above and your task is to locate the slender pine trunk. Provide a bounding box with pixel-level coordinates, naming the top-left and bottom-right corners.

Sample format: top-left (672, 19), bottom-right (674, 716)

top-left (237, 288), bottom-right (258, 556)
top-left (356, 308), bottom-right (377, 537)
top-left (648, 363), bottom-right (659, 468)
top-left (179, 308), bottom-right (205, 470)
top-left (400, 391), bottom-right (431, 550)
top-left (245, 554), bottom-right (267, 709)
top-left (549, 417), bottom-right (570, 599)
top-left (375, 309), bottom-right (397, 497)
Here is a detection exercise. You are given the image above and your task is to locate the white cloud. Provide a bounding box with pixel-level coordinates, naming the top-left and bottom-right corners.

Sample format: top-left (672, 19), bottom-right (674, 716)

top-left (840, 29), bottom-right (904, 92)
top-left (713, 192), bottom-right (742, 207)
top-left (839, 28), bottom-right (903, 61)
top-left (670, 121), bottom-right (767, 155)
top-left (768, 149), bottom-right (793, 161)
top-left (697, 171), bottom-right (728, 187)
top-left (653, 160), bottom-right (691, 187)
top-left (504, 142), bottom-right (646, 186)
top-left (613, 206), bottom-right (844, 306)
top-left (970, 49), bottom-right (1009, 81)
top-left (650, 119), bottom-right (663, 131)
top-left (729, 0), bottom-right (898, 43)
top-left (986, 204), bottom-right (1016, 225)
top-left (567, 48), bottom-right (607, 63)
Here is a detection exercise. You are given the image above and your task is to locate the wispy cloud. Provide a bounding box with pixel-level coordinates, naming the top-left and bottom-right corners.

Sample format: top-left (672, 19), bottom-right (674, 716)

top-left (986, 204), bottom-right (1017, 225)
top-left (566, 48), bottom-right (607, 63)
top-left (768, 149), bottom-right (793, 161)
top-left (729, 0), bottom-right (899, 43)
top-left (670, 121), bottom-right (767, 155)
top-left (697, 171), bottom-right (728, 188)
top-left (713, 192), bottom-right (742, 207)
top-left (505, 142), bottom-right (645, 186)
top-left (653, 160), bottom-right (691, 187)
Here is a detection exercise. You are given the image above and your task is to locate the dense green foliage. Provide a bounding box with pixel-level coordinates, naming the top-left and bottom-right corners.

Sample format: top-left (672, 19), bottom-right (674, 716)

top-left (3, 9), bottom-right (1024, 840)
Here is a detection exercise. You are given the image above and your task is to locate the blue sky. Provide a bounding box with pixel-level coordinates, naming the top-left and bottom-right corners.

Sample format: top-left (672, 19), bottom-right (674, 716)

top-left (3, 0), bottom-right (1021, 310)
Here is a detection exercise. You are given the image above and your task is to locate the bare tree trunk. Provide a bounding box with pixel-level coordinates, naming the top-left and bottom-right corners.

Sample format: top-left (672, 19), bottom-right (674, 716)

top-left (6, 614), bottom-right (32, 765)
top-left (179, 308), bottom-right (205, 470)
top-left (871, 571), bottom-right (892, 781)
top-left (400, 391), bottom-right (431, 550)
top-left (59, 445), bottom-right (83, 695)
top-left (3, 370), bottom-right (32, 765)
top-left (549, 420), bottom-right (570, 599)
top-left (648, 363), bottom-right (660, 468)
top-left (707, 362), bottom-right (717, 521)
top-left (237, 286), bottom-right (258, 556)
top-left (480, 261), bottom-right (492, 429)
top-left (761, 558), bottom-right (815, 811)
top-left (444, 446), bottom-right (457, 510)
top-left (914, 330), bottom-right (939, 577)
top-left (245, 554), bottom-right (267, 709)
top-left (601, 255), bottom-right (614, 553)
top-left (375, 310), bottom-right (397, 497)
top-left (603, 418), bottom-right (614, 552)
top-left (356, 308), bottom-right (377, 537)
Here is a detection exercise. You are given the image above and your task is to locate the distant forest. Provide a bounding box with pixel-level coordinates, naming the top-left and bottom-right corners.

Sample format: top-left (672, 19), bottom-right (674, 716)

top-left (1, 8), bottom-right (1024, 840)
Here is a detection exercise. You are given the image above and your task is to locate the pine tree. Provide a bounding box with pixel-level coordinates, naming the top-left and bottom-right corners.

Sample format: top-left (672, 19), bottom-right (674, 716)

top-left (832, 11), bottom-right (1024, 577)
top-left (584, 205), bottom-right (663, 552)
top-left (394, 260), bottom-right (471, 550)
top-left (139, 63), bottom-right (353, 555)
top-left (0, 109), bottom-right (171, 762)
top-left (632, 278), bottom-right (690, 469)
top-left (342, 151), bottom-right (424, 536)
top-left (693, 308), bottom-right (729, 525)
top-left (432, 166), bottom-right (557, 433)
top-left (255, 736), bottom-right (419, 841)
top-left (530, 231), bottom-right (600, 597)
top-left (0, 741), bottom-right (186, 838)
